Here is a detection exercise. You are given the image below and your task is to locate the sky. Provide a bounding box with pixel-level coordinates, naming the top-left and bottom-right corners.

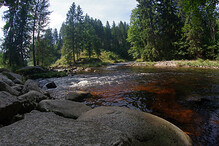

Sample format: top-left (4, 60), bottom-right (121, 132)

top-left (0, 0), bottom-right (137, 40)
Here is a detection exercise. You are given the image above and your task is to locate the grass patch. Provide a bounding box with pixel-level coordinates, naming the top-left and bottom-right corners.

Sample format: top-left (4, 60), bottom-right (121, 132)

top-left (51, 50), bottom-right (126, 68)
top-left (99, 50), bottom-right (126, 64)
top-left (145, 62), bottom-right (156, 66)
top-left (177, 60), bottom-right (219, 68)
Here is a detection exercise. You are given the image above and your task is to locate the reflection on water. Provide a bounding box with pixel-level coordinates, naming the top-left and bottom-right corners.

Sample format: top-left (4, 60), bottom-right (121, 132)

top-left (39, 65), bottom-right (219, 145)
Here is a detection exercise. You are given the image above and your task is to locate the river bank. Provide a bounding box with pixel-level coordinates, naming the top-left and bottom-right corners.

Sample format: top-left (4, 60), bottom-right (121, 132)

top-left (127, 60), bottom-right (219, 69)
top-left (0, 68), bottom-right (192, 145)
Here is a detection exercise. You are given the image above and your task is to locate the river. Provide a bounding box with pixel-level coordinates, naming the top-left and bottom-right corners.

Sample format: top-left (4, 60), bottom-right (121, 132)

top-left (38, 63), bottom-right (219, 145)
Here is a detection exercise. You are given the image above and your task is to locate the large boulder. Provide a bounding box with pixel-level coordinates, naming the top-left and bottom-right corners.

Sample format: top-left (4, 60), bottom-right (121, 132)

top-left (0, 68), bottom-right (10, 73)
top-left (0, 111), bottom-right (137, 146)
top-left (38, 100), bottom-right (92, 119)
top-left (65, 91), bottom-right (92, 102)
top-left (78, 106), bottom-right (192, 146)
top-left (0, 91), bottom-right (22, 125)
top-left (2, 71), bottom-right (23, 84)
top-left (0, 80), bottom-right (20, 96)
top-left (22, 79), bottom-right (45, 94)
top-left (0, 73), bottom-right (15, 86)
top-left (18, 91), bottom-right (48, 112)
top-left (16, 66), bottom-right (46, 76)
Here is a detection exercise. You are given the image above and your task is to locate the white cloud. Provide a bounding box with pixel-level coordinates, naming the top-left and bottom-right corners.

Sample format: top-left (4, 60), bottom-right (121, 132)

top-left (0, 0), bottom-right (137, 38)
top-left (49, 0), bottom-right (137, 30)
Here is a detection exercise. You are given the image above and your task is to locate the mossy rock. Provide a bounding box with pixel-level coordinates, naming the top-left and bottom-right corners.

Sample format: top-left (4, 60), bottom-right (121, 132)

top-left (16, 66), bottom-right (47, 76)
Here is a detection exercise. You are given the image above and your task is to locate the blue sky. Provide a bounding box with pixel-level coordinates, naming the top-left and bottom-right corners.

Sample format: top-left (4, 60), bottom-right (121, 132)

top-left (0, 0), bottom-right (137, 39)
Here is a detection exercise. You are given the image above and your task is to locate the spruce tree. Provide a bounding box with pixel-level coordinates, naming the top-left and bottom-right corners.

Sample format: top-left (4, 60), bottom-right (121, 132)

top-left (31, 0), bottom-right (51, 66)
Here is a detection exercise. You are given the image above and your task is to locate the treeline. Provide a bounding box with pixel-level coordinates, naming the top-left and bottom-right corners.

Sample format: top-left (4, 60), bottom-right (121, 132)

top-left (60, 2), bottom-right (130, 65)
top-left (1, 0), bottom-right (218, 69)
top-left (0, 0), bottom-right (130, 69)
top-left (128, 0), bottom-right (218, 61)
top-left (1, 0), bottom-right (52, 68)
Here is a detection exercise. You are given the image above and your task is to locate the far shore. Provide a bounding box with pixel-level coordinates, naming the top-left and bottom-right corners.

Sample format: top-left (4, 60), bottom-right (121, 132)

top-left (126, 60), bottom-right (219, 69)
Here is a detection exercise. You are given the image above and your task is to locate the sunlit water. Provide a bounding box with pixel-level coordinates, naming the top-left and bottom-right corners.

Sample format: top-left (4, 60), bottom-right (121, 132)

top-left (38, 64), bottom-right (219, 145)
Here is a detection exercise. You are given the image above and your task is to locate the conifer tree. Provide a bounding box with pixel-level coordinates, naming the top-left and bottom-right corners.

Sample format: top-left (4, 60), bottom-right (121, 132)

top-left (2, 0), bottom-right (32, 68)
top-left (31, 0), bottom-right (51, 66)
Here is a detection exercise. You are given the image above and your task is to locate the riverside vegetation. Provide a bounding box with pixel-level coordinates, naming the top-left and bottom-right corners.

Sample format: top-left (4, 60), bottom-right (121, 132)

top-left (0, 0), bottom-right (218, 71)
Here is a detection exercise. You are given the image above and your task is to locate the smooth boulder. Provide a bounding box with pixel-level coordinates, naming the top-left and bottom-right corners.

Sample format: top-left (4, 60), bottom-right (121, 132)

top-left (78, 106), bottom-right (192, 146)
top-left (0, 111), bottom-right (136, 146)
top-left (0, 91), bottom-right (22, 125)
top-left (65, 91), bottom-right (92, 102)
top-left (38, 100), bottom-right (92, 119)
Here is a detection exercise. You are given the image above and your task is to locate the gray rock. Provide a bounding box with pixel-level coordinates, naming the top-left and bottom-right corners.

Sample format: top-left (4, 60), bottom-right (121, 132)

top-left (0, 73), bottom-right (15, 86)
top-left (38, 100), bottom-right (92, 119)
top-left (2, 71), bottom-right (23, 84)
top-left (45, 81), bottom-right (57, 89)
top-left (18, 91), bottom-right (48, 112)
top-left (65, 91), bottom-right (92, 102)
top-left (0, 80), bottom-right (20, 96)
top-left (85, 68), bottom-right (92, 72)
top-left (12, 84), bottom-right (24, 92)
top-left (0, 68), bottom-right (10, 73)
top-left (186, 94), bottom-right (211, 102)
top-left (22, 79), bottom-right (45, 94)
top-left (78, 106), bottom-right (192, 146)
top-left (0, 111), bottom-right (137, 146)
top-left (0, 91), bottom-right (22, 125)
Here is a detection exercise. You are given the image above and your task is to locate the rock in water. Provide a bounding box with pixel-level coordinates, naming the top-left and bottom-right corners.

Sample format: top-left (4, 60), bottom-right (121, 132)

top-left (0, 91), bottom-right (22, 125)
top-left (0, 111), bottom-right (137, 146)
top-left (78, 106), bottom-right (192, 146)
top-left (38, 100), bottom-right (91, 119)
top-left (45, 81), bottom-right (57, 89)
top-left (65, 91), bottom-right (92, 102)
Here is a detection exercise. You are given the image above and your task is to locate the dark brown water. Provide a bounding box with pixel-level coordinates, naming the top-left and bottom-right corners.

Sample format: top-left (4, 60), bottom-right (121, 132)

top-left (83, 66), bottom-right (219, 146)
top-left (40, 64), bottom-right (219, 145)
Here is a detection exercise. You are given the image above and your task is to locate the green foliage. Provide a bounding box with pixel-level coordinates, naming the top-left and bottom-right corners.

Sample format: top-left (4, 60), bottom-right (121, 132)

top-left (127, 8), bottom-right (144, 60)
top-left (129, 0), bottom-right (218, 61)
top-left (2, 0), bottom-right (32, 68)
top-left (100, 50), bottom-right (125, 64)
top-left (177, 60), bottom-right (219, 68)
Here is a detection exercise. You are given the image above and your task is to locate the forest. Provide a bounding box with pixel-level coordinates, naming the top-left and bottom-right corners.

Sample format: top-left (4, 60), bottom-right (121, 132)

top-left (0, 0), bottom-right (218, 70)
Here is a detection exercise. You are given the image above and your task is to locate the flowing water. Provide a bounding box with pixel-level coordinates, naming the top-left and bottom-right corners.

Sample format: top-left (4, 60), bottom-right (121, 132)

top-left (38, 64), bottom-right (219, 145)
